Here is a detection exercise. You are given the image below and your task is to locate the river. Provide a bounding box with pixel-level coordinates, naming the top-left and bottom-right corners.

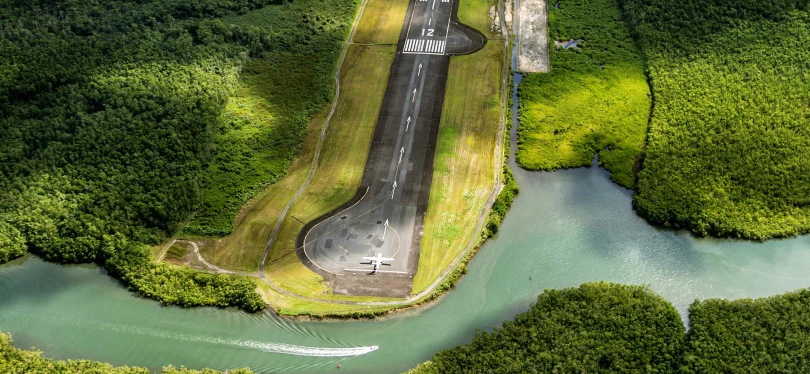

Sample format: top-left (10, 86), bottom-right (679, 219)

top-left (2, 7), bottom-right (810, 374)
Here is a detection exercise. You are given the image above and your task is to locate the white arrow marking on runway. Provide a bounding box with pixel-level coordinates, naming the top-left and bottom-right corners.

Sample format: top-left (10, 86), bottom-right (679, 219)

top-left (391, 181), bottom-right (397, 199)
top-left (383, 219), bottom-right (389, 240)
top-left (432, 0), bottom-right (436, 10)
top-left (412, 88), bottom-right (417, 102)
top-left (398, 147), bottom-right (404, 164)
top-left (406, 116), bottom-right (411, 131)
top-left (418, 63), bottom-right (423, 76)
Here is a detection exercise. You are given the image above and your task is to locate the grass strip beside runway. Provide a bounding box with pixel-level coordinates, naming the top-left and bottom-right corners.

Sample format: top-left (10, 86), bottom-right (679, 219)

top-left (353, 0), bottom-right (410, 44)
top-left (412, 40), bottom-right (504, 294)
top-left (263, 43), bottom-right (395, 300)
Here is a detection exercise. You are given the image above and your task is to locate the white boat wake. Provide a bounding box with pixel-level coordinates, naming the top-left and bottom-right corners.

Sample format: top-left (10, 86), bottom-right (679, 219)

top-left (235, 340), bottom-right (378, 357)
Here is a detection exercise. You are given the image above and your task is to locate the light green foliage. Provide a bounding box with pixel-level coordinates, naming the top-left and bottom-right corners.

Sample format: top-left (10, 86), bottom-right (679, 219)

top-left (0, 220), bottom-right (26, 264)
top-left (418, 283), bottom-right (685, 373)
top-left (102, 234), bottom-right (265, 312)
top-left (624, 0), bottom-right (810, 238)
top-left (187, 0), bottom-right (360, 235)
top-left (517, 0), bottom-right (650, 189)
top-left (0, 332), bottom-right (254, 374)
top-left (683, 289), bottom-right (810, 373)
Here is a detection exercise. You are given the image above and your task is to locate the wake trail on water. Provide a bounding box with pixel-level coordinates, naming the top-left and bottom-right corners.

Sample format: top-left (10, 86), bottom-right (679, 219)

top-left (112, 324), bottom-right (379, 357)
top-left (4, 311), bottom-right (378, 358)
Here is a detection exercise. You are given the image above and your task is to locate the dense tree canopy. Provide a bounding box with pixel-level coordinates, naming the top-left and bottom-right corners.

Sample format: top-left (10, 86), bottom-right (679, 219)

top-left (0, 220), bottom-right (25, 263)
top-left (415, 283), bottom-right (685, 373)
top-left (623, 0), bottom-right (810, 238)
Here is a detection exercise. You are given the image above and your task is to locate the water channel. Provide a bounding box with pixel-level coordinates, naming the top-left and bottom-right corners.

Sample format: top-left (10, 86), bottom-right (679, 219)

top-left (2, 7), bottom-right (810, 374)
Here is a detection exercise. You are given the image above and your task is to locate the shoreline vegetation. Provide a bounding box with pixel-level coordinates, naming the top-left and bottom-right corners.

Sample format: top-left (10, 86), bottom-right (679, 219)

top-left (0, 332), bottom-right (254, 374)
top-left (409, 283), bottom-right (810, 373)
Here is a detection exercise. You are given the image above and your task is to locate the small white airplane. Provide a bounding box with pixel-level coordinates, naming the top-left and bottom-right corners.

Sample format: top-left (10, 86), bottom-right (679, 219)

top-left (362, 253), bottom-right (395, 273)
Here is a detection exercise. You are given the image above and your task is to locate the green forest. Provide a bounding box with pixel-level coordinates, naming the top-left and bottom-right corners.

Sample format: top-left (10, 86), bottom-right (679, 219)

top-left (0, 0), bottom-right (357, 310)
top-left (517, 0), bottom-right (650, 189)
top-left (409, 283), bottom-right (810, 373)
top-left (0, 332), bottom-right (254, 374)
top-left (623, 0), bottom-right (810, 238)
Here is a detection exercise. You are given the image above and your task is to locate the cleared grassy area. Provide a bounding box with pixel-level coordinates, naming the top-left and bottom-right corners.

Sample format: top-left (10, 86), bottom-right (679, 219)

top-left (353, 0), bottom-right (410, 44)
top-left (264, 43), bottom-right (394, 299)
top-left (458, 0), bottom-right (501, 39)
top-left (412, 41), bottom-right (504, 294)
top-left (195, 106), bottom-right (329, 272)
top-left (257, 280), bottom-right (399, 316)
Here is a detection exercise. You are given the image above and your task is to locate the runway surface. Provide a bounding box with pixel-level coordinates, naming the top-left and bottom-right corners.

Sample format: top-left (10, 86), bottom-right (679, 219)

top-left (296, 0), bottom-right (485, 297)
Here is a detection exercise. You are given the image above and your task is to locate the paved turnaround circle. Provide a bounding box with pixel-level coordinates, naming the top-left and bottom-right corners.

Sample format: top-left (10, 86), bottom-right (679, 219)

top-left (296, 0), bottom-right (485, 298)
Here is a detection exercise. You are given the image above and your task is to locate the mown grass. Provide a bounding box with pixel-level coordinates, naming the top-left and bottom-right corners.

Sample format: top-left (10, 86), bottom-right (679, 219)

top-left (457, 0), bottom-right (501, 39)
top-left (264, 43), bottom-right (394, 297)
top-left (411, 0), bottom-right (504, 294)
top-left (412, 41), bottom-right (504, 294)
top-left (353, 0), bottom-right (410, 44)
top-left (516, 0), bottom-right (650, 189)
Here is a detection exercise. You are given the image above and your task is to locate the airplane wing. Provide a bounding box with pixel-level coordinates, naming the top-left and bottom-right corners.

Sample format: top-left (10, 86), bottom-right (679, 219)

top-left (362, 257), bottom-right (377, 261)
top-left (379, 257), bottom-right (395, 262)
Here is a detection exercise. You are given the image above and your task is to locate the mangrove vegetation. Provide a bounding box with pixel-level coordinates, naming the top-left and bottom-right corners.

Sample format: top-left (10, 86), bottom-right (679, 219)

top-left (410, 282), bottom-right (810, 373)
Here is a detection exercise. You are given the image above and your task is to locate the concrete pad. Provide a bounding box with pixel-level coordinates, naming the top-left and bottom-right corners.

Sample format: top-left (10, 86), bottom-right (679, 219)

top-left (517, 0), bottom-right (550, 72)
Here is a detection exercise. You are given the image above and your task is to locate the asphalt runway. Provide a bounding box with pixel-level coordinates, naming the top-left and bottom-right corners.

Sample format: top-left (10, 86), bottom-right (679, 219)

top-left (296, 0), bottom-right (485, 298)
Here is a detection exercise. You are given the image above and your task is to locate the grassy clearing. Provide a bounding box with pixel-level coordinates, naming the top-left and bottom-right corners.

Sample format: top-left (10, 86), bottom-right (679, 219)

top-left (457, 0), bottom-right (500, 40)
top-left (412, 40), bottom-right (504, 294)
top-left (264, 43), bottom-right (394, 298)
top-left (257, 281), bottom-right (399, 317)
top-left (516, 0), bottom-right (650, 189)
top-left (353, 0), bottom-right (410, 44)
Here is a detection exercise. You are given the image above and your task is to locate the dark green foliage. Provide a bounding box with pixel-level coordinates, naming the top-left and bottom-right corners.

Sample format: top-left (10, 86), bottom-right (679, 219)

top-left (682, 289), bottom-right (810, 373)
top-left (422, 283), bottom-right (685, 373)
top-left (517, 0), bottom-right (650, 189)
top-left (484, 165), bottom-right (519, 236)
top-left (623, 0), bottom-right (810, 238)
top-left (0, 220), bottom-right (26, 263)
top-left (0, 332), bottom-right (254, 373)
